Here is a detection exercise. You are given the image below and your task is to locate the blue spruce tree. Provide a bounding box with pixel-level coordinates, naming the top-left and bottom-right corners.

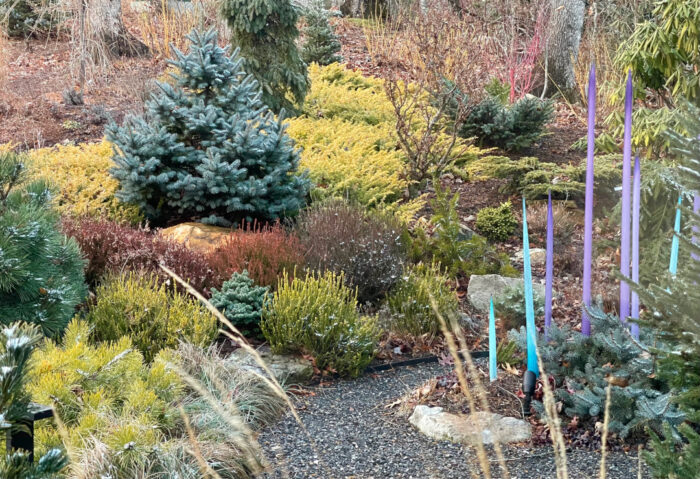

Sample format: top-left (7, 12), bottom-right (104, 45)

top-left (106, 29), bottom-right (310, 227)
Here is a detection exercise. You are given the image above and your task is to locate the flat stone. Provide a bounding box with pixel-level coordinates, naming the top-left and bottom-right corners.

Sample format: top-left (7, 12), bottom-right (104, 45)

top-left (513, 248), bottom-right (547, 267)
top-left (228, 347), bottom-right (314, 385)
top-left (409, 406), bottom-right (531, 445)
top-left (467, 274), bottom-right (546, 313)
top-left (160, 222), bottom-right (232, 254)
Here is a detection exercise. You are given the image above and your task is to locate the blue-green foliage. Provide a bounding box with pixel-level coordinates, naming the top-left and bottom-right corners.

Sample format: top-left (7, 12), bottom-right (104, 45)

top-left (509, 307), bottom-right (684, 438)
top-left (0, 152), bottom-right (86, 337)
top-left (210, 270), bottom-right (268, 335)
top-left (107, 29), bottom-right (310, 227)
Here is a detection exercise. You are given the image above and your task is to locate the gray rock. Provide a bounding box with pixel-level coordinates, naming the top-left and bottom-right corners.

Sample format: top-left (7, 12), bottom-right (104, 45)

top-left (409, 406), bottom-right (531, 445)
top-left (513, 248), bottom-right (547, 267)
top-left (467, 274), bottom-right (546, 313)
top-left (228, 347), bottom-right (314, 385)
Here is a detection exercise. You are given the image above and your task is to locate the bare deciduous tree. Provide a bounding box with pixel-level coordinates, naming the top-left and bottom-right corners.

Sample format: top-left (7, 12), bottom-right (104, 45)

top-left (545, 0), bottom-right (586, 100)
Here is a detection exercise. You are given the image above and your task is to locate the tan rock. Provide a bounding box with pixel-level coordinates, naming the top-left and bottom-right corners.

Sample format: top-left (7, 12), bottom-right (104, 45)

top-left (160, 222), bottom-right (232, 254)
top-left (409, 406), bottom-right (531, 445)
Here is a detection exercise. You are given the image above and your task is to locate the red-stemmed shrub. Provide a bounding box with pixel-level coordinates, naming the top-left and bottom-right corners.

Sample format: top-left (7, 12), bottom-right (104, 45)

top-left (207, 222), bottom-right (303, 288)
top-left (61, 217), bottom-right (220, 295)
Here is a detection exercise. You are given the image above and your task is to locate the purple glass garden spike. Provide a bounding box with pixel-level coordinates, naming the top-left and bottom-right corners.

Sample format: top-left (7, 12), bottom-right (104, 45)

top-left (619, 70), bottom-right (633, 322)
top-left (544, 191), bottom-right (554, 340)
top-left (582, 64), bottom-right (596, 337)
top-left (693, 193), bottom-right (699, 262)
top-left (489, 296), bottom-right (497, 382)
top-left (630, 156), bottom-right (641, 339)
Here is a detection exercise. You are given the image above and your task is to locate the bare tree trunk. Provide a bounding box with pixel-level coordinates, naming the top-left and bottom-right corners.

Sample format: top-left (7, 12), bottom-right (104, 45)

top-left (88, 0), bottom-right (148, 58)
top-left (546, 0), bottom-right (585, 101)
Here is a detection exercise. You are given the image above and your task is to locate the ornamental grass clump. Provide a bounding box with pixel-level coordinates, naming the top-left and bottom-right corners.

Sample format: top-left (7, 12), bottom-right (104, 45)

top-left (387, 261), bottom-right (459, 337)
top-left (84, 273), bottom-right (218, 362)
top-left (0, 151), bottom-right (87, 337)
top-left (297, 201), bottom-right (405, 304)
top-left (261, 270), bottom-right (380, 377)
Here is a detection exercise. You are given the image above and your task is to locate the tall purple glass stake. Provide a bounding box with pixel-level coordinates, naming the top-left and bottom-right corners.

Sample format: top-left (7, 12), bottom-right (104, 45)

top-left (582, 64), bottom-right (596, 337)
top-left (544, 191), bottom-right (554, 340)
top-left (693, 193), bottom-right (700, 262)
top-left (630, 156), bottom-right (641, 339)
top-left (619, 70), bottom-right (633, 322)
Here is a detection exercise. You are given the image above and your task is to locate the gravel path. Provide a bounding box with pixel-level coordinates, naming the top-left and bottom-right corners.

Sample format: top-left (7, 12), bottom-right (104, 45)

top-left (260, 362), bottom-right (649, 479)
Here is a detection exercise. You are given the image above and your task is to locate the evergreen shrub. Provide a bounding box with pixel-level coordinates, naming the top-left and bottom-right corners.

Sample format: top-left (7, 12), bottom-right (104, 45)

top-left (261, 270), bottom-right (380, 377)
top-left (61, 217), bottom-right (219, 294)
top-left (210, 270), bottom-right (268, 336)
top-left (220, 0), bottom-right (308, 113)
top-left (26, 141), bottom-right (142, 225)
top-left (494, 285), bottom-right (544, 331)
top-left (297, 201), bottom-right (405, 304)
top-left (207, 222), bottom-right (303, 288)
top-left (0, 152), bottom-right (86, 337)
top-left (301, 0), bottom-right (342, 66)
top-left (0, 323), bottom-right (68, 478)
top-left (84, 273), bottom-right (218, 362)
top-left (0, 0), bottom-right (61, 37)
top-left (387, 261), bottom-right (459, 337)
top-left (107, 29), bottom-right (309, 227)
top-left (475, 201), bottom-right (518, 242)
top-left (509, 308), bottom-right (684, 438)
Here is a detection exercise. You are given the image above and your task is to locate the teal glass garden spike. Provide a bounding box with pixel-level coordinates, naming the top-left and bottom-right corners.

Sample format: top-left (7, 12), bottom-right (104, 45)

top-left (522, 198), bottom-right (539, 377)
top-left (670, 196), bottom-right (682, 276)
top-left (489, 296), bottom-right (497, 382)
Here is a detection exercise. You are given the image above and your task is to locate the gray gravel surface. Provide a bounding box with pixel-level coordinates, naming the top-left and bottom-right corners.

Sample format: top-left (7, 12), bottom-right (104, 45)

top-left (260, 362), bottom-right (650, 479)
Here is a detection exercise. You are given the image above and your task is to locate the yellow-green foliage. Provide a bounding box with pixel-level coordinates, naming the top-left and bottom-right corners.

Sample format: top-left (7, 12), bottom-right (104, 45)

top-left (387, 261), bottom-right (459, 337)
top-left (85, 273), bottom-right (218, 362)
top-left (287, 63), bottom-right (423, 221)
top-left (261, 270), bottom-right (380, 377)
top-left (28, 319), bottom-right (183, 467)
top-left (25, 141), bottom-right (142, 224)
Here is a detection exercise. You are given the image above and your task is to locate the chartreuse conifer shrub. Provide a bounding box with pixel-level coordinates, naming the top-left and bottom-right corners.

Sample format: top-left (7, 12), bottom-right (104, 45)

top-left (106, 29), bottom-right (310, 227)
top-left (387, 261), bottom-right (459, 337)
top-left (0, 152), bottom-right (86, 337)
top-left (633, 103), bottom-right (700, 478)
top-left (0, 323), bottom-right (68, 478)
top-left (475, 201), bottom-right (518, 242)
top-left (220, 0), bottom-right (308, 113)
top-left (300, 0), bottom-right (342, 66)
top-left (84, 273), bottom-right (218, 362)
top-left (261, 270), bottom-right (380, 377)
top-left (509, 307), bottom-right (684, 439)
top-left (210, 270), bottom-right (268, 336)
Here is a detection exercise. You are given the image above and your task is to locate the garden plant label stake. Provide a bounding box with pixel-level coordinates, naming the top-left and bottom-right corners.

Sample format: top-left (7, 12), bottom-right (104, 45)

top-left (631, 156), bottom-right (641, 338)
top-left (619, 71), bottom-right (633, 322)
top-left (522, 198), bottom-right (538, 415)
top-left (544, 191), bottom-right (553, 341)
top-left (582, 64), bottom-right (596, 337)
top-left (489, 296), bottom-right (497, 382)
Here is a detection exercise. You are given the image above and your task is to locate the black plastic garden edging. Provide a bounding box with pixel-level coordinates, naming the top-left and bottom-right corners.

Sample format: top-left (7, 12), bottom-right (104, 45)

top-left (364, 350), bottom-right (489, 373)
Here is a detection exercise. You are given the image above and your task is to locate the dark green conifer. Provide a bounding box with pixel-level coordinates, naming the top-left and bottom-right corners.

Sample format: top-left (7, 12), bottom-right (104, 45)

top-left (301, 1), bottom-right (342, 66)
top-left (210, 270), bottom-right (268, 335)
top-left (220, 0), bottom-right (309, 113)
top-left (0, 152), bottom-right (86, 337)
top-left (106, 29), bottom-right (310, 227)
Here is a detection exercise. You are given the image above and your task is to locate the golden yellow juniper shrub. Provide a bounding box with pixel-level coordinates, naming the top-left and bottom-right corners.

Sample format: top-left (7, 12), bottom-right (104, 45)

top-left (25, 141), bottom-right (142, 224)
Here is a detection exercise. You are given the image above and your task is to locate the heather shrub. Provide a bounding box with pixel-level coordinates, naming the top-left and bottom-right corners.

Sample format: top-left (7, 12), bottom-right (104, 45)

top-left (84, 273), bottom-right (218, 362)
top-left (207, 222), bottom-right (303, 289)
top-left (296, 201), bottom-right (406, 304)
top-left (387, 262), bottom-right (459, 337)
top-left (61, 217), bottom-right (219, 295)
top-left (261, 270), bottom-right (380, 377)
top-left (0, 152), bottom-right (87, 337)
top-left (210, 271), bottom-right (268, 336)
top-left (26, 141), bottom-right (142, 225)
top-left (107, 29), bottom-right (309, 226)
top-left (475, 202), bottom-right (518, 242)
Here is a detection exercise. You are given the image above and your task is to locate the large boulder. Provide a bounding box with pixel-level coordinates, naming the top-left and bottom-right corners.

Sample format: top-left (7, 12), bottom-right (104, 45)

top-left (229, 347), bottom-right (314, 385)
top-left (409, 406), bottom-right (531, 445)
top-left (160, 222), bottom-right (232, 254)
top-left (467, 274), bottom-right (546, 313)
